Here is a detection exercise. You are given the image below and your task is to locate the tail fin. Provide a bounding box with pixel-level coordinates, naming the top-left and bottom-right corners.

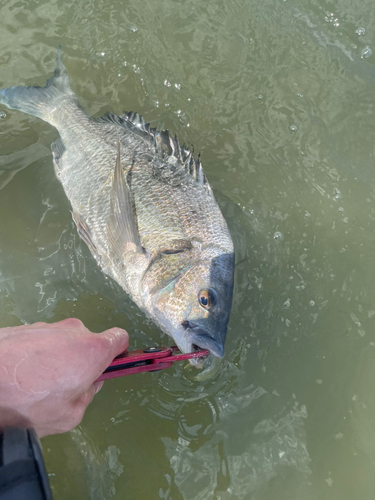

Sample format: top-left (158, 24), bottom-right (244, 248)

top-left (0, 46), bottom-right (75, 121)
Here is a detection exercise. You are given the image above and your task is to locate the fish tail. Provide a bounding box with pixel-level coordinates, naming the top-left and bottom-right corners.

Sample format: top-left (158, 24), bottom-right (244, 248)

top-left (0, 46), bottom-right (74, 121)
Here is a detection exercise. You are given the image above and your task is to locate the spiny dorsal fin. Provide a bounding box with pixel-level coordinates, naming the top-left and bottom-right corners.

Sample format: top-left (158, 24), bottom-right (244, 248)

top-left (97, 110), bottom-right (214, 197)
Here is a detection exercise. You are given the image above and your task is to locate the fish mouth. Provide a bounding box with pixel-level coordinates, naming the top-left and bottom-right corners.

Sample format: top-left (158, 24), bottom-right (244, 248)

top-left (182, 321), bottom-right (224, 358)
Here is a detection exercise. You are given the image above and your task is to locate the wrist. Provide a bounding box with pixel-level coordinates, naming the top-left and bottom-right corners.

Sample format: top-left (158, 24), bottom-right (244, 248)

top-left (0, 407), bottom-right (32, 433)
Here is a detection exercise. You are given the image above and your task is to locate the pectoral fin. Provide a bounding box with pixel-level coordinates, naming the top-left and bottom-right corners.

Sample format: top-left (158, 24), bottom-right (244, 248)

top-left (107, 141), bottom-right (143, 260)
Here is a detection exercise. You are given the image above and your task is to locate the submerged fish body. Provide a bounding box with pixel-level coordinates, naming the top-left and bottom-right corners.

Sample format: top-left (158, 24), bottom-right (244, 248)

top-left (0, 49), bottom-right (235, 358)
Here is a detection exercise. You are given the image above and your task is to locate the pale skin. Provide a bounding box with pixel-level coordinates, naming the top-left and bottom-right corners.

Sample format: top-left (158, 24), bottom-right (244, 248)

top-left (0, 319), bottom-right (129, 437)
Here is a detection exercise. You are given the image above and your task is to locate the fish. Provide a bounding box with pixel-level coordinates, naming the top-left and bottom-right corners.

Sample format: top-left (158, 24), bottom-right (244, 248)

top-left (0, 48), bottom-right (235, 359)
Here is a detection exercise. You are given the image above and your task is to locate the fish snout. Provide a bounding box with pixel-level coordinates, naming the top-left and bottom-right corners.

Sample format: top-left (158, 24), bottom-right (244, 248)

top-left (192, 333), bottom-right (224, 358)
top-left (182, 321), bottom-right (225, 358)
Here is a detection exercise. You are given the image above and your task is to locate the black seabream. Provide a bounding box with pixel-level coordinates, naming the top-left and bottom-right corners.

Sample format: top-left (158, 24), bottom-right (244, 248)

top-left (0, 49), bottom-right (235, 360)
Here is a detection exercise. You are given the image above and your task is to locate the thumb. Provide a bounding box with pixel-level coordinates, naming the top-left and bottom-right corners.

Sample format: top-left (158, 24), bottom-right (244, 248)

top-left (98, 327), bottom-right (129, 366)
top-left (85, 327), bottom-right (129, 382)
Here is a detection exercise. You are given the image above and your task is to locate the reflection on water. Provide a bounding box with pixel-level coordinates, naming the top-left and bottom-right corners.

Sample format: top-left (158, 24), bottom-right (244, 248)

top-left (164, 403), bottom-right (310, 500)
top-left (1, 0), bottom-right (375, 498)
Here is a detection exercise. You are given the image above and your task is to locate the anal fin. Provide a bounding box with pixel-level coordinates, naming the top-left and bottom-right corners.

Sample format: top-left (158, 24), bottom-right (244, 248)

top-left (51, 138), bottom-right (66, 161)
top-left (51, 138), bottom-right (66, 181)
top-left (72, 211), bottom-right (98, 258)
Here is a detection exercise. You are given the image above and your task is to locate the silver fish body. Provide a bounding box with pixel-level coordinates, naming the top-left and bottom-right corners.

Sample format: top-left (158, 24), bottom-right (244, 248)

top-left (0, 49), bottom-right (235, 357)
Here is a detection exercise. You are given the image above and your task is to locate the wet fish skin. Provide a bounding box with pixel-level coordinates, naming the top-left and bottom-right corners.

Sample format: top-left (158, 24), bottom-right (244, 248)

top-left (0, 48), bottom-right (235, 358)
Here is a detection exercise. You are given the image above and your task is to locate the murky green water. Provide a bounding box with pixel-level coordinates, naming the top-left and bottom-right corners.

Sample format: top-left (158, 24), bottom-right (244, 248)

top-left (1, 0), bottom-right (375, 498)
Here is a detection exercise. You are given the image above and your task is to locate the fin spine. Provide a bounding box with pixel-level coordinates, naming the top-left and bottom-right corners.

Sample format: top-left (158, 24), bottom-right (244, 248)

top-left (97, 110), bottom-right (213, 197)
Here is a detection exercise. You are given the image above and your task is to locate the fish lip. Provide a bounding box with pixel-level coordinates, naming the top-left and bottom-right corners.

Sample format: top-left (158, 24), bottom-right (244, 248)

top-left (182, 321), bottom-right (224, 358)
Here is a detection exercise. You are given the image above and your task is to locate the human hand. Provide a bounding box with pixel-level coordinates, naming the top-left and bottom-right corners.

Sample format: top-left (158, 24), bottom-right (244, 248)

top-left (0, 318), bottom-right (129, 437)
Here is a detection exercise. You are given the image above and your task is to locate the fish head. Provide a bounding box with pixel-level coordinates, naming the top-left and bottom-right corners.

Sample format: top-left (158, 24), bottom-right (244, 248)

top-left (150, 250), bottom-right (235, 359)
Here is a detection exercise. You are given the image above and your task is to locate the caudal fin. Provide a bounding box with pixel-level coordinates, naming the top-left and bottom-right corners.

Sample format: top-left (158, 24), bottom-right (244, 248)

top-left (0, 46), bottom-right (75, 121)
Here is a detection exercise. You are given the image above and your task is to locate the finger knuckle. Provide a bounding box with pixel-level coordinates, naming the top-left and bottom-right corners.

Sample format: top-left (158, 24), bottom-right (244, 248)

top-left (71, 402), bottom-right (87, 428)
top-left (63, 318), bottom-right (85, 329)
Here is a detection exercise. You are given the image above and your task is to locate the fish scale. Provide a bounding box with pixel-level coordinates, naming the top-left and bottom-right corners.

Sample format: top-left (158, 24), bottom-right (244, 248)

top-left (0, 48), bottom-right (235, 359)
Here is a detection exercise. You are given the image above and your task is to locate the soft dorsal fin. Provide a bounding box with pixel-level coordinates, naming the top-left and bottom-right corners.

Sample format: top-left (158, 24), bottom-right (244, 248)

top-left (97, 111), bottom-right (214, 197)
top-left (107, 140), bottom-right (143, 260)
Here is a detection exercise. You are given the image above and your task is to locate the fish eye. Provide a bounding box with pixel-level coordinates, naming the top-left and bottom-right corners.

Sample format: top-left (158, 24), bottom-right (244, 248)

top-left (198, 289), bottom-right (217, 309)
